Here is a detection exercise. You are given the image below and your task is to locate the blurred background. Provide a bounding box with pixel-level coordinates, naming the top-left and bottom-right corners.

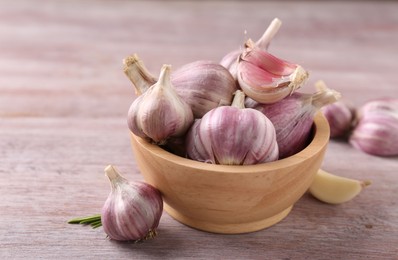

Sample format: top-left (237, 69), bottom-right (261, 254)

top-left (1, 0), bottom-right (397, 119)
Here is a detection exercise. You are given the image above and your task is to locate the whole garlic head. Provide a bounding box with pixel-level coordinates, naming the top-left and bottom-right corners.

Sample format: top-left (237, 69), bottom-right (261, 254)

top-left (186, 90), bottom-right (279, 165)
top-left (127, 64), bottom-right (194, 144)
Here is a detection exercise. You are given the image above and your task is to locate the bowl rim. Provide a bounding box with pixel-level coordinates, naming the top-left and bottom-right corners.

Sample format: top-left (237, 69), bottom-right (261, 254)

top-left (131, 112), bottom-right (330, 174)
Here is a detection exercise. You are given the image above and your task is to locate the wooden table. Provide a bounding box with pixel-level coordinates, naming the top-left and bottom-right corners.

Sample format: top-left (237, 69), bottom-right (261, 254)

top-left (1, 0), bottom-right (397, 259)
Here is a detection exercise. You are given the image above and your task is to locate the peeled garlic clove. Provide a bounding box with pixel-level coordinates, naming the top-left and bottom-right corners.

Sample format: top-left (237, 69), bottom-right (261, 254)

top-left (127, 64), bottom-right (194, 144)
top-left (246, 85), bottom-right (340, 159)
top-left (220, 18), bottom-right (282, 78)
top-left (171, 60), bottom-right (238, 118)
top-left (349, 98), bottom-right (398, 156)
top-left (186, 90), bottom-right (279, 165)
top-left (123, 54), bottom-right (157, 96)
top-left (101, 165), bottom-right (163, 242)
top-left (309, 169), bottom-right (371, 204)
top-left (237, 40), bottom-right (309, 104)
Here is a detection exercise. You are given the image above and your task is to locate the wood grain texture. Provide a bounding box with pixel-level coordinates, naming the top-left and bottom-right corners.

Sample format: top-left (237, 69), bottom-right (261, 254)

top-left (1, 0), bottom-right (397, 259)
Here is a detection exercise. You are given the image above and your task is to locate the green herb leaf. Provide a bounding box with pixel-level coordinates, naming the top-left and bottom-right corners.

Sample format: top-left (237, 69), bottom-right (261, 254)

top-left (68, 214), bottom-right (102, 228)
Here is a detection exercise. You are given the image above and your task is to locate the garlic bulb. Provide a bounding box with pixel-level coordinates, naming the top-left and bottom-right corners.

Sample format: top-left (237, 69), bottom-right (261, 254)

top-left (67, 165), bottom-right (164, 241)
top-left (316, 81), bottom-right (355, 138)
top-left (123, 57), bottom-right (237, 118)
top-left (101, 165), bottom-right (163, 242)
top-left (356, 98), bottom-right (398, 120)
top-left (237, 39), bottom-right (309, 104)
top-left (186, 90), bottom-right (278, 165)
top-left (320, 101), bottom-right (355, 138)
top-left (220, 18), bottom-right (282, 78)
top-left (349, 98), bottom-right (398, 156)
top-left (127, 64), bottom-right (194, 144)
top-left (246, 86), bottom-right (340, 159)
top-left (171, 60), bottom-right (238, 118)
top-left (123, 53), bottom-right (156, 96)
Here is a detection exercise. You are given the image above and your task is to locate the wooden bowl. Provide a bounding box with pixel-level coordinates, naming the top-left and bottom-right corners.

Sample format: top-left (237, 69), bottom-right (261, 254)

top-left (130, 112), bottom-right (330, 234)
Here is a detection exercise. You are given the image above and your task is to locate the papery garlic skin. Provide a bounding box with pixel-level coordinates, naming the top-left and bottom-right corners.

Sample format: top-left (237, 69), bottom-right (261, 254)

top-left (220, 18), bottom-right (282, 78)
top-left (101, 165), bottom-right (163, 242)
top-left (171, 60), bottom-right (238, 118)
top-left (350, 98), bottom-right (398, 156)
top-left (321, 101), bottom-right (355, 138)
top-left (246, 86), bottom-right (340, 159)
top-left (127, 64), bottom-right (194, 144)
top-left (186, 90), bottom-right (278, 165)
top-left (237, 40), bottom-right (309, 104)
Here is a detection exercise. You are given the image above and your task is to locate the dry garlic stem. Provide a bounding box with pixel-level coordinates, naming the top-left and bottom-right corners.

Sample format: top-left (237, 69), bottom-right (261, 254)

top-left (220, 18), bottom-right (282, 78)
top-left (123, 54), bottom-right (157, 95)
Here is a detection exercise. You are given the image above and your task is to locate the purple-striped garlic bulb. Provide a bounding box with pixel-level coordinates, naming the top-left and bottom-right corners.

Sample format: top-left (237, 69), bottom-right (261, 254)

top-left (127, 64), bottom-right (194, 144)
top-left (123, 56), bottom-right (238, 119)
top-left (316, 81), bottom-right (355, 138)
top-left (101, 165), bottom-right (163, 242)
top-left (246, 83), bottom-right (341, 159)
top-left (320, 100), bottom-right (355, 138)
top-left (186, 90), bottom-right (279, 165)
top-left (171, 60), bottom-right (238, 118)
top-left (350, 98), bottom-right (398, 156)
top-left (237, 39), bottom-right (309, 104)
top-left (220, 18), bottom-right (282, 78)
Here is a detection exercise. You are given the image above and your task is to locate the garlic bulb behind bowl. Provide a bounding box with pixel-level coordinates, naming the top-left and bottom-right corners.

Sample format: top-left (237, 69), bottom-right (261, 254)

top-left (349, 98), bottom-right (398, 156)
top-left (320, 101), bottom-right (355, 138)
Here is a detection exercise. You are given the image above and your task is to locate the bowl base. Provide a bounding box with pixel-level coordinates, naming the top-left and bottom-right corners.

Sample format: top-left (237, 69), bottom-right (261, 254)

top-left (164, 204), bottom-right (293, 234)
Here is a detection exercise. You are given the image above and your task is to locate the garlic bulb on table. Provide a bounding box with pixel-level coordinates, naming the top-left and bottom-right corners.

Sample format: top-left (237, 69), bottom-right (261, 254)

top-left (127, 64), bottom-right (194, 145)
top-left (350, 98), bottom-right (398, 156)
top-left (186, 90), bottom-right (279, 165)
top-left (246, 84), bottom-right (340, 159)
top-left (220, 18), bottom-right (282, 78)
top-left (316, 81), bottom-right (355, 138)
top-left (320, 101), bottom-right (355, 138)
top-left (237, 39), bottom-right (309, 104)
top-left (101, 165), bottom-right (163, 242)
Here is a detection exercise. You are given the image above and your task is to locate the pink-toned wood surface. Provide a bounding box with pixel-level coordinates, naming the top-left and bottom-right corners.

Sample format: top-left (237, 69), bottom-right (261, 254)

top-left (1, 0), bottom-right (397, 259)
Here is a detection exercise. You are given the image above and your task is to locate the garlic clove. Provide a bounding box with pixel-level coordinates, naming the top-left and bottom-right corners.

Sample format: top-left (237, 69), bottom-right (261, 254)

top-left (186, 90), bottom-right (279, 165)
top-left (101, 165), bottom-right (163, 242)
top-left (171, 60), bottom-right (238, 118)
top-left (246, 84), bottom-right (340, 159)
top-left (123, 53), bottom-right (157, 96)
top-left (220, 18), bottom-right (282, 78)
top-left (349, 98), bottom-right (398, 156)
top-left (127, 64), bottom-right (194, 144)
top-left (309, 169), bottom-right (371, 204)
top-left (237, 40), bottom-right (309, 104)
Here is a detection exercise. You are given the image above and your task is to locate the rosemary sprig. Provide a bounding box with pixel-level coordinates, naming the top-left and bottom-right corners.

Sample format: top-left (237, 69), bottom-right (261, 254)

top-left (68, 214), bottom-right (102, 229)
